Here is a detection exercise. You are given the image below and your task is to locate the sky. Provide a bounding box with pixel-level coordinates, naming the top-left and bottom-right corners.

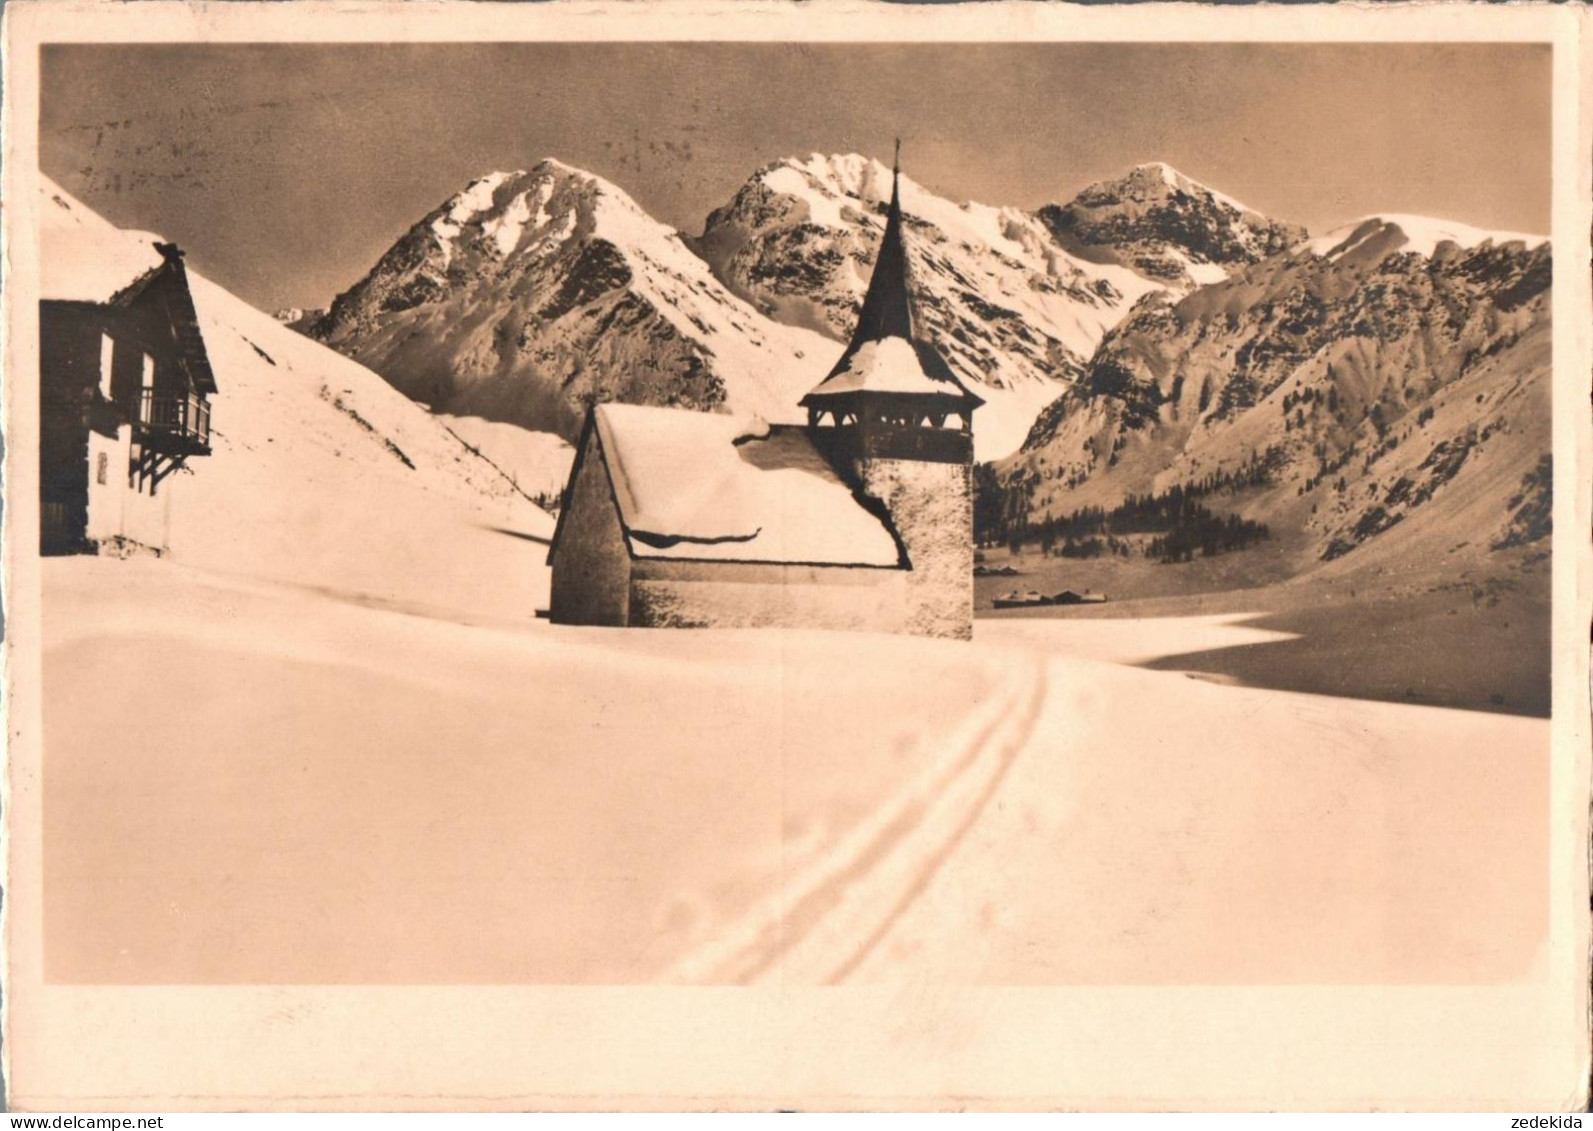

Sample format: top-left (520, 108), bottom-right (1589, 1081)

top-left (41, 42), bottom-right (1551, 312)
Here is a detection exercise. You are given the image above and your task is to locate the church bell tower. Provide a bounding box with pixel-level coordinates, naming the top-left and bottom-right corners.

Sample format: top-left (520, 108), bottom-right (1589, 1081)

top-left (802, 145), bottom-right (982, 639)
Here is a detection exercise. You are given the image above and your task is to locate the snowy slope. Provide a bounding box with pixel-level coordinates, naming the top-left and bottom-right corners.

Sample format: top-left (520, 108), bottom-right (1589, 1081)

top-left (44, 558), bottom-right (1546, 986)
top-left (694, 153), bottom-right (1165, 459)
top-left (313, 160), bottom-right (839, 444)
top-left (42, 178), bottom-right (555, 622)
top-left (433, 413), bottom-right (574, 503)
top-left (44, 557), bottom-right (1003, 983)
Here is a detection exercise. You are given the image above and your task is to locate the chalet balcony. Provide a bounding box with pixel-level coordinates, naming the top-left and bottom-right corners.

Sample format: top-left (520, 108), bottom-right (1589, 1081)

top-left (137, 390), bottom-right (212, 455)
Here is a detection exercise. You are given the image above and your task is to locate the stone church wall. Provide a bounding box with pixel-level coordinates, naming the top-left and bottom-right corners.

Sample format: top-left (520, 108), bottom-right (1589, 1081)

top-left (548, 433), bottom-right (633, 626)
top-left (629, 559), bottom-right (908, 632)
top-left (854, 456), bottom-right (974, 640)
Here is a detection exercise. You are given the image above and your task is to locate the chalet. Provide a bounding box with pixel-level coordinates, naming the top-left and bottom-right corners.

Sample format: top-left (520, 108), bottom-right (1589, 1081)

top-left (40, 241), bottom-right (217, 556)
top-left (546, 154), bottom-right (983, 639)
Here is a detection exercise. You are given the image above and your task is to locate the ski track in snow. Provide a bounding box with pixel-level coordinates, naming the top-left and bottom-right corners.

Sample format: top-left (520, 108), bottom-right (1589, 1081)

top-left (667, 645), bottom-right (1048, 985)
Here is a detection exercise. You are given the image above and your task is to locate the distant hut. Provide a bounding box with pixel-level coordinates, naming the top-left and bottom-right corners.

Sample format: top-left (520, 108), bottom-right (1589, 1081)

top-left (40, 241), bottom-right (218, 555)
top-left (546, 151), bottom-right (982, 639)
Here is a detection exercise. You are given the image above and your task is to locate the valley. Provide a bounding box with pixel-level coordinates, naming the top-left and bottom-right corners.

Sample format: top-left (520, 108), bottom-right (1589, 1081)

top-left (978, 541), bottom-right (1550, 716)
top-left (279, 152), bottom-right (1556, 718)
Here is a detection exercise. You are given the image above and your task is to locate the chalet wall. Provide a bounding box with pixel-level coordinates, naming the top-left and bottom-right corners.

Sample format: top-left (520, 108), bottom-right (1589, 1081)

top-left (548, 433), bottom-right (632, 625)
top-left (43, 304), bottom-right (177, 556)
top-left (82, 426), bottom-right (174, 554)
top-left (628, 559), bottom-right (908, 631)
top-left (40, 304), bottom-right (100, 552)
top-left (120, 485), bottom-right (173, 553)
top-left (124, 458), bottom-right (173, 556)
top-left (83, 427), bottom-right (127, 547)
top-left (853, 456), bottom-right (974, 640)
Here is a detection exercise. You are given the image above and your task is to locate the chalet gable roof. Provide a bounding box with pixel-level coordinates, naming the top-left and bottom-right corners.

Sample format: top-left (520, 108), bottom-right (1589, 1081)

top-left (42, 226), bottom-right (218, 397)
top-left (40, 200), bottom-right (167, 306)
top-left (551, 403), bottom-right (905, 569)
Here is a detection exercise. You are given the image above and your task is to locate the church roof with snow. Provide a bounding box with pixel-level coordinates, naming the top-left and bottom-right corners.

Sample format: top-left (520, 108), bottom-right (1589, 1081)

top-left (800, 153), bottom-right (982, 411)
top-left (562, 402), bottom-right (905, 568)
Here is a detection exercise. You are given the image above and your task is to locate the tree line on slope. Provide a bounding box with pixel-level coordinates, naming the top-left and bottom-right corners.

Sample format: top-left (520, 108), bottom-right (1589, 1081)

top-left (980, 481), bottom-right (1271, 565)
top-left (975, 446), bottom-right (1279, 564)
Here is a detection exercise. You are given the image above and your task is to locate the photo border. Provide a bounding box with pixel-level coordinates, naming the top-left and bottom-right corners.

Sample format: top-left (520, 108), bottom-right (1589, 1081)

top-left (3, 0), bottom-right (1588, 1110)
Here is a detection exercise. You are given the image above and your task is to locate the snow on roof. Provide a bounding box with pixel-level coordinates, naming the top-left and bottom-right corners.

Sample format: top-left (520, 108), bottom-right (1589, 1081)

top-left (1308, 214), bottom-right (1549, 260)
top-left (591, 402), bottom-right (901, 567)
top-left (39, 191), bottom-right (167, 303)
top-left (803, 335), bottom-right (961, 399)
top-left (796, 161), bottom-right (982, 410)
top-left (40, 186), bottom-right (220, 392)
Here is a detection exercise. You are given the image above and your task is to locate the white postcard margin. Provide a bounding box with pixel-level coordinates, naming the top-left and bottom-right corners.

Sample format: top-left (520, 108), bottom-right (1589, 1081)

top-left (1, 0), bottom-right (1588, 1111)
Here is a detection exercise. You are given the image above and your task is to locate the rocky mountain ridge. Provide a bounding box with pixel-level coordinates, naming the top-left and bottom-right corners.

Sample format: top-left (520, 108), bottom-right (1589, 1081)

top-left (986, 214), bottom-right (1552, 576)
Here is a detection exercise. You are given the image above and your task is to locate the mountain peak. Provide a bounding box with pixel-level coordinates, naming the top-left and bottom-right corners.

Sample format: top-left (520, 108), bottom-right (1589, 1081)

top-left (694, 151), bottom-right (1174, 458)
top-left (533, 156), bottom-right (583, 177)
top-left (433, 159), bottom-right (632, 216)
top-left (1085, 162), bottom-right (1257, 217)
top-left (1127, 160), bottom-right (1182, 184)
top-left (757, 152), bottom-right (900, 217)
top-left (416, 159), bottom-right (674, 270)
top-left (1040, 164), bottom-right (1308, 289)
top-left (316, 151), bottom-right (835, 445)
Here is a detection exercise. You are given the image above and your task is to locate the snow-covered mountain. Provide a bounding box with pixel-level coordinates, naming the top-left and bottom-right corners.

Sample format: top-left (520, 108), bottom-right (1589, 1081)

top-left (311, 160), bottom-right (836, 445)
top-left (988, 213), bottom-right (1552, 575)
top-left (1037, 162), bottom-right (1309, 291)
top-left (42, 177), bottom-right (559, 620)
top-left (310, 155), bottom-right (1318, 462)
top-left (1304, 212), bottom-right (1549, 261)
top-left (691, 153), bottom-right (1172, 457)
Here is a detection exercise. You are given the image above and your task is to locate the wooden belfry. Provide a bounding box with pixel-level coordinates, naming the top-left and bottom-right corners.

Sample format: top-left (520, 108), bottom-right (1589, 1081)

top-left (800, 141), bottom-right (984, 434)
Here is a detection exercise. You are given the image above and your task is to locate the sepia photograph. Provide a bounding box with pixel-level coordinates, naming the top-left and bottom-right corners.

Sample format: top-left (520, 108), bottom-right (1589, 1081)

top-left (3, 0), bottom-right (1588, 1111)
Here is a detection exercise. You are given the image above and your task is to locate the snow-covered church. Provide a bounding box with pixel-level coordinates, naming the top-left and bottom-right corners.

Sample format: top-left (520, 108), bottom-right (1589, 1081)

top-left (546, 156), bottom-right (983, 639)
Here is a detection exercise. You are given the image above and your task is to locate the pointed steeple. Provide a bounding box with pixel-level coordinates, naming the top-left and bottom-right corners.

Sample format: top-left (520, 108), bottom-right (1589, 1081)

top-left (846, 142), bottom-right (916, 346)
top-left (800, 146), bottom-right (983, 425)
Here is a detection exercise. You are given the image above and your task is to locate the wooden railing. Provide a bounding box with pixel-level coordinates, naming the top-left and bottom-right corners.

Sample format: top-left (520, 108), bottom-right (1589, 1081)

top-left (138, 390), bottom-right (211, 450)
